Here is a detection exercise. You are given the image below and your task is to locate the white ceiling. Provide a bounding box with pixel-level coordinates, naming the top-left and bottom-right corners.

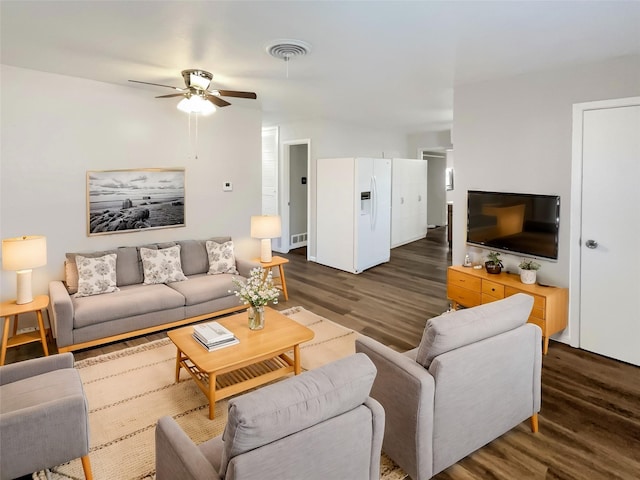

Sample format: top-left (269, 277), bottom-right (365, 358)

top-left (2, 1), bottom-right (639, 134)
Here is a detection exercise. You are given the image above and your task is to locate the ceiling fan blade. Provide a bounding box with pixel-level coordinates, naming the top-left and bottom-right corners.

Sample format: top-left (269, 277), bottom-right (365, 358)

top-left (216, 90), bottom-right (257, 99)
top-left (128, 79), bottom-right (183, 90)
top-left (155, 93), bottom-right (186, 99)
top-left (205, 94), bottom-right (231, 107)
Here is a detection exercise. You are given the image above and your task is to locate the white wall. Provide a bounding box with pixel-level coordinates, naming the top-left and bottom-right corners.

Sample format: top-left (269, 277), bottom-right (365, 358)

top-left (427, 157), bottom-right (447, 226)
top-left (407, 130), bottom-right (452, 158)
top-left (0, 65), bottom-right (263, 303)
top-left (451, 54), bottom-right (640, 345)
top-left (271, 119), bottom-right (407, 258)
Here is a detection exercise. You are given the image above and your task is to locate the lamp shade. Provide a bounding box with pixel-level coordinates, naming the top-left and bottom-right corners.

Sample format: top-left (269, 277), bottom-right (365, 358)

top-left (251, 215), bottom-right (282, 239)
top-left (2, 235), bottom-right (47, 271)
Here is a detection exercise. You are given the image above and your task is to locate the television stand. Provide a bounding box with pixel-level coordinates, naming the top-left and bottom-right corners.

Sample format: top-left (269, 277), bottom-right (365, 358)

top-left (447, 265), bottom-right (568, 355)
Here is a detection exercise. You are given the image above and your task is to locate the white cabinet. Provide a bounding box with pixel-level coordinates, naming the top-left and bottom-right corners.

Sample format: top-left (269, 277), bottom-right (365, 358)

top-left (391, 158), bottom-right (428, 248)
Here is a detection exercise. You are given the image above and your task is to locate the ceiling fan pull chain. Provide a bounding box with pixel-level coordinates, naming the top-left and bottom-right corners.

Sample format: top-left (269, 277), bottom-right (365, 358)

top-left (195, 112), bottom-right (199, 159)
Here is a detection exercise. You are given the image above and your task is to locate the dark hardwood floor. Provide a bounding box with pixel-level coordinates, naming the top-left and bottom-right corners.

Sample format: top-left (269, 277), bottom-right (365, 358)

top-left (5, 227), bottom-right (639, 479)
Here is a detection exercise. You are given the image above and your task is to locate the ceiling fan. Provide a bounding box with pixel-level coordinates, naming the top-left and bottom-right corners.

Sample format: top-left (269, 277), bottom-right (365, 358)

top-left (129, 69), bottom-right (257, 114)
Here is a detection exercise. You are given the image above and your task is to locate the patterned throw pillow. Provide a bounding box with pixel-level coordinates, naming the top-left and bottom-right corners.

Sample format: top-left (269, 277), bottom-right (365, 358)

top-left (74, 253), bottom-right (119, 298)
top-left (206, 240), bottom-right (239, 275)
top-left (140, 245), bottom-right (188, 285)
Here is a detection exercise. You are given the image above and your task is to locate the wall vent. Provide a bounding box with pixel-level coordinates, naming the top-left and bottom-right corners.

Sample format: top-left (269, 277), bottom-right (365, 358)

top-left (290, 233), bottom-right (308, 247)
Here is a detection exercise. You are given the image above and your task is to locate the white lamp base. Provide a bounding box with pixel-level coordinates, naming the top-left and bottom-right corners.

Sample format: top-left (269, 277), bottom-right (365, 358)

top-left (260, 238), bottom-right (273, 263)
top-left (16, 269), bottom-right (34, 305)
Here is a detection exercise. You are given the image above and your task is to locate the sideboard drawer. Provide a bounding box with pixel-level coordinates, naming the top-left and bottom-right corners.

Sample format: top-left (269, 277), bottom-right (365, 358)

top-left (505, 287), bottom-right (546, 310)
top-left (448, 269), bottom-right (481, 292)
top-left (528, 315), bottom-right (545, 331)
top-left (482, 280), bottom-right (505, 299)
top-left (482, 293), bottom-right (502, 305)
top-left (448, 285), bottom-right (481, 308)
top-left (531, 305), bottom-right (545, 320)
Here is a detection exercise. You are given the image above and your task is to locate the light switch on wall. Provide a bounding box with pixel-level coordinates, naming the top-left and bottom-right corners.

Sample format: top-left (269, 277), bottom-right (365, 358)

top-left (223, 181), bottom-right (233, 192)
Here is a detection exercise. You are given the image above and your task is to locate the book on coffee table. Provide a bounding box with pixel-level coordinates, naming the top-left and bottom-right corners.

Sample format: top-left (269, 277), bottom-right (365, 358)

top-left (192, 333), bottom-right (239, 352)
top-left (193, 321), bottom-right (234, 345)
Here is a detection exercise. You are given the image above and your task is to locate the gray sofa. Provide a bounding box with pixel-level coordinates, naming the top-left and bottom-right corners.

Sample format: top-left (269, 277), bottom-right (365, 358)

top-left (356, 293), bottom-right (542, 480)
top-left (155, 353), bottom-right (385, 480)
top-left (49, 237), bottom-right (254, 353)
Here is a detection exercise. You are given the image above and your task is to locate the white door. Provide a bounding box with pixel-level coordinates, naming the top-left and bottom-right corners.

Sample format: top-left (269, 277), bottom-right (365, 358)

top-left (391, 159), bottom-right (428, 248)
top-left (580, 104), bottom-right (640, 366)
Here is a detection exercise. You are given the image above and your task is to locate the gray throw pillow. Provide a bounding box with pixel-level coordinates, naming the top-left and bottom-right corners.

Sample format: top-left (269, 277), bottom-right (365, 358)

top-left (415, 293), bottom-right (534, 368)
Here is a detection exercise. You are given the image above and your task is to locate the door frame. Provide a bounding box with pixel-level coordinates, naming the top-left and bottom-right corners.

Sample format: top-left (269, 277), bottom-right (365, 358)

top-left (569, 96), bottom-right (640, 348)
top-left (278, 139), bottom-right (311, 258)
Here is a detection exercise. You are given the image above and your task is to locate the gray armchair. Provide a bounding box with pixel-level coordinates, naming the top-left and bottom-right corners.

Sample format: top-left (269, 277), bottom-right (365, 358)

top-left (156, 353), bottom-right (385, 480)
top-left (0, 353), bottom-right (92, 480)
top-left (356, 293), bottom-right (541, 480)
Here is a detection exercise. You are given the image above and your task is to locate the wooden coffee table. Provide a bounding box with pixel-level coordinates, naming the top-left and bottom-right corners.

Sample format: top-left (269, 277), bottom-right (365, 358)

top-left (167, 307), bottom-right (314, 419)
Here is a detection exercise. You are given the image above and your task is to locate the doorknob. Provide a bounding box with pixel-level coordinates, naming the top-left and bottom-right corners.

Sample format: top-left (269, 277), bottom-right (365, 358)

top-left (585, 239), bottom-right (599, 249)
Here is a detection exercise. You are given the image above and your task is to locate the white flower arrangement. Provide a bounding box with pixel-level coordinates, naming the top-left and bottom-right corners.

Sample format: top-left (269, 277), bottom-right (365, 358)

top-left (231, 267), bottom-right (280, 307)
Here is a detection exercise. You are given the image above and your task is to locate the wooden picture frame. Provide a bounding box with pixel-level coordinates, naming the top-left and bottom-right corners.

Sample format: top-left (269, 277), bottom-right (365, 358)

top-left (87, 168), bottom-right (185, 236)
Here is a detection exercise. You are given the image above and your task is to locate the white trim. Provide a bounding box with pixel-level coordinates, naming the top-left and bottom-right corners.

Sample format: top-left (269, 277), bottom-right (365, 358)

top-left (569, 96), bottom-right (640, 348)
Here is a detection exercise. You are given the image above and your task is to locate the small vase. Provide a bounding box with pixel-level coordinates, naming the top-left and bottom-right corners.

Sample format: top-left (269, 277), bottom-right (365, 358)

top-left (520, 270), bottom-right (537, 285)
top-left (248, 305), bottom-right (265, 330)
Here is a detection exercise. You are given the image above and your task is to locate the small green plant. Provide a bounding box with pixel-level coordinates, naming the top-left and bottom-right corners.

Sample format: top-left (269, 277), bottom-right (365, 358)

top-left (519, 259), bottom-right (541, 271)
top-left (486, 251), bottom-right (503, 268)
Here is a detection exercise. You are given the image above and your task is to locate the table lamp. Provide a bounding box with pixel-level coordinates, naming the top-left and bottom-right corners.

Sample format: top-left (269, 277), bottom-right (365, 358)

top-left (2, 235), bottom-right (47, 304)
top-left (251, 215), bottom-right (282, 263)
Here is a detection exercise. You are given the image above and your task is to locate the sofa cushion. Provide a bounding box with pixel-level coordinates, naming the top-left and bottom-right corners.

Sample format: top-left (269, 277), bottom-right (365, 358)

top-left (115, 246), bottom-right (144, 286)
top-left (206, 240), bottom-right (238, 275)
top-left (220, 353), bottom-right (376, 472)
top-left (140, 245), bottom-right (188, 285)
top-left (165, 273), bottom-right (236, 306)
top-left (177, 240), bottom-right (209, 276)
top-left (72, 283), bottom-right (186, 328)
top-left (415, 293), bottom-right (534, 368)
top-left (65, 246), bottom-right (145, 292)
top-left (74, 253), bottom-right (119, 298)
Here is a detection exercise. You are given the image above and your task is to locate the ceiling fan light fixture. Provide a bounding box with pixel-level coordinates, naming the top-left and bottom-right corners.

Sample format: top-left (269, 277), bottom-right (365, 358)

top-left (190, 72), bottom-right (211, 90)
top-left (177, 95), bottom-right (216, 115)
top-left (181, 69), bottom-right (213, 91)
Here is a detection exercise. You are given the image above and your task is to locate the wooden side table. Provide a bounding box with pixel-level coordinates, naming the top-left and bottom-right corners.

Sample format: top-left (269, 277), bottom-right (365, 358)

top-left (253, 256), bottom-right (290, 301)
top-left (1, 294), bottom-right (50, 365)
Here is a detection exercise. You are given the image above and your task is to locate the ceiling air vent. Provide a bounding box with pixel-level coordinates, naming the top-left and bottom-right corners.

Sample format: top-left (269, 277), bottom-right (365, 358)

top-left (266, 39), bottom-right (312, 60)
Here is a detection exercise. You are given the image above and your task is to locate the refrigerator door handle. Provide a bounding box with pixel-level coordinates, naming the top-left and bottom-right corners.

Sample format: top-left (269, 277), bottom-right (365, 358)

top-left (371, 175), bottom-right (378, 229)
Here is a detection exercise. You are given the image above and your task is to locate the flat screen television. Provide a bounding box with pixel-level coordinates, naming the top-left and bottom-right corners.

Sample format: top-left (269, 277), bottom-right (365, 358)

top-left (467, 190), bottom-right (560, 261)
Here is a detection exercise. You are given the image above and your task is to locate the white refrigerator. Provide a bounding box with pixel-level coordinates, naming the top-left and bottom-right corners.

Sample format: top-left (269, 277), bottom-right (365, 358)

top-left (316, 157), bottom-right (392, 273)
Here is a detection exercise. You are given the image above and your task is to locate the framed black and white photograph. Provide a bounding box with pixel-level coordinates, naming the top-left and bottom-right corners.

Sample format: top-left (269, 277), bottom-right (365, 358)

top-left (87, 168), bottom-right (185, 236)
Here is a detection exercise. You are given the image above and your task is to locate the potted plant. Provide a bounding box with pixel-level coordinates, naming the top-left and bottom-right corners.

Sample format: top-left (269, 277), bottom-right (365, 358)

top-left (484, 251), bottom-right (503, 274)
top-left (518, 259), bottom-right (541, 284)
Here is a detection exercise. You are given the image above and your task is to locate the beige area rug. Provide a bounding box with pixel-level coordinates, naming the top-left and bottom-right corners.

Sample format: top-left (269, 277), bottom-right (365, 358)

top-left (35, 306), bottom-right (407, 480)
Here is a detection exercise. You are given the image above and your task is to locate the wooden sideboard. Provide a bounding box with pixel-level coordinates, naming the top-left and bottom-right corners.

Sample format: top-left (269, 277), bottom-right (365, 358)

top-left (447, 265), bottom-right (568, 354)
